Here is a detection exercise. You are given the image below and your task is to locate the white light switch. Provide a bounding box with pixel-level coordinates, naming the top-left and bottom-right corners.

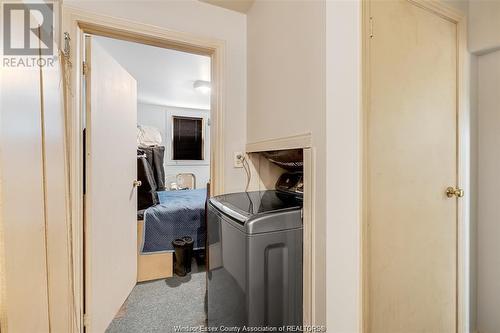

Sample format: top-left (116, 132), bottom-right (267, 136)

top-left (234, 152), bottom-right (244, 168)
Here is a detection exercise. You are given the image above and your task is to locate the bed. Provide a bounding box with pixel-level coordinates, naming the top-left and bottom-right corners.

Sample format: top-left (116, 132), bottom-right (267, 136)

top-left (137, 189), bottom-right (207, 282)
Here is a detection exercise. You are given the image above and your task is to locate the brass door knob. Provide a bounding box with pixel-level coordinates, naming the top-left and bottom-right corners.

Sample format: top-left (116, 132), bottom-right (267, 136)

top-left (133, 180), bottom-right (142, 187)
top-left (446, 186), bottom-right (464, 198)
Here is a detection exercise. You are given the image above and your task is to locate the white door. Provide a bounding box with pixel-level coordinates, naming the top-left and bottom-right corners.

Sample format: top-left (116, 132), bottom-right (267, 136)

top-left (367, 1), bottom-right (459, 332)
top-left (85, 36), bottom-right (138, 333)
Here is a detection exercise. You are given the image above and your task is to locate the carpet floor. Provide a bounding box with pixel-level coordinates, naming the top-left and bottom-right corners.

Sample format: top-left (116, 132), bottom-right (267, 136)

top-left (106, 268), bottom-right (206, 333)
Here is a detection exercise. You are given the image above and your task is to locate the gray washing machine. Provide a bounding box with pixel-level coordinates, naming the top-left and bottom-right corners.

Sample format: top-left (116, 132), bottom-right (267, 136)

top-left (207, 175), bottom-right (303, 328)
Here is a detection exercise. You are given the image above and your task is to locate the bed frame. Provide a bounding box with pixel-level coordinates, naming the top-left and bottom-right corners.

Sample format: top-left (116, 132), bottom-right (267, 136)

top-left (136, 185), bottom-right (209, 282)
top-left (136, 219), bottom-right (173, 282)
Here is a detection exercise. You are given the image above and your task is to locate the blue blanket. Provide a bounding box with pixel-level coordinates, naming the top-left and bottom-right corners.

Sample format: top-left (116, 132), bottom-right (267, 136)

top-left (141, 189), bottom-right (206, 253)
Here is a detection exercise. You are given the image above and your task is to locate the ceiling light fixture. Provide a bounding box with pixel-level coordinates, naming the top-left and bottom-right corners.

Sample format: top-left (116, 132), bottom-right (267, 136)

top-left (193, 80), bottom-right (211, 94)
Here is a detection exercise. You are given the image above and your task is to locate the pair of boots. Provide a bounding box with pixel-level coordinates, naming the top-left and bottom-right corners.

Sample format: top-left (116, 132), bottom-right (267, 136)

top-left (172, 236), bottom-right (194, 277)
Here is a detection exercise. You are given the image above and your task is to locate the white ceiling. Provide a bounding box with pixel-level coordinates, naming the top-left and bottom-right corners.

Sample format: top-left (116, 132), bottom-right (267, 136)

top-left (95, 36), bottom-right (211, 110)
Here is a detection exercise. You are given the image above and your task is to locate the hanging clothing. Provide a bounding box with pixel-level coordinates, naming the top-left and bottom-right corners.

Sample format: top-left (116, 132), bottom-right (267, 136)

top-left (137, 153), bottom-right (158, 210)
top-left (137, 124), bottom-right (162, 147)
top-left (139, 146), bottom-right (166, 191)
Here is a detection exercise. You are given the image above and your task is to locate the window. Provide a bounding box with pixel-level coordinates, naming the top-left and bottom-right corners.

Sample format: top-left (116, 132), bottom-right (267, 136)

top-left (172, 116), bottom-right (203, 160)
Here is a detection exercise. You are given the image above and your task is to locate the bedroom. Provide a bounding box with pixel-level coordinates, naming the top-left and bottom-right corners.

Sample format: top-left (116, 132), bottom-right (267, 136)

top-left (83, 34), bottom-right (215, 331)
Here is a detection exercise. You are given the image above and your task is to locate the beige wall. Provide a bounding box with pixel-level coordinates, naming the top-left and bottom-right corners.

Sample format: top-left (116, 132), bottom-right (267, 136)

top-left (469, 0), bottom-right (500, 53)
top-left (247, 0), bottom-right (326, 325)
top-left (247, 1), bottom-right (326, 145)
top-left (475, 48), bottom-right (500, 333)
top-left (443, 0), bottom-right (469, 16)
top-left (325, 1), bottom-right (362, 332)
top-left (64, 0), bottom-right (248, 194)
top-left (467, 1), bottom-right (500, 331)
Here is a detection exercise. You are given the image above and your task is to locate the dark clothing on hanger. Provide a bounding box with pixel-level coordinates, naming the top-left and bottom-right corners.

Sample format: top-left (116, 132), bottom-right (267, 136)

top-left (139, 146), bottom-right (166, 191)
top-left (137, 153), bottom-right (159, 210)
top-left (136, 146), bottom-right (166, 211)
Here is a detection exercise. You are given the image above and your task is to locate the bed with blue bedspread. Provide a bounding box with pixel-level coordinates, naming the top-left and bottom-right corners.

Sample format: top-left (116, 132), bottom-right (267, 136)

top-left (141, 189), bottom-right (206, 253)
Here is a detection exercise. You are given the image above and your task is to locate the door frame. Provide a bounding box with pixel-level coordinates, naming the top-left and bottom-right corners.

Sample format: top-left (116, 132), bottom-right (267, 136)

top-left (361, 1), bottom-right (469, 332)
top-left (62, 6), bottom-right (226, 332)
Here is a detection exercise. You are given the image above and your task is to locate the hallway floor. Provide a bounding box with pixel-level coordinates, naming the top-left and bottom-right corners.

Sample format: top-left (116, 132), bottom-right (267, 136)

top-left (106, 260), bottom-right (206, 333)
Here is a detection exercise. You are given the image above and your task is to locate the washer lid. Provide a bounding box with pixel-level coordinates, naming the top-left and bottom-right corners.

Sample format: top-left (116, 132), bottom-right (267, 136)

top-left (210, 190), bottom-right (302, 223)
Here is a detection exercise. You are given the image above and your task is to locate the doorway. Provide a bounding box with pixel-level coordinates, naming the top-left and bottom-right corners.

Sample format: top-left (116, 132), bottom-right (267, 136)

top-left (82, 25), bottom-right (220, 332)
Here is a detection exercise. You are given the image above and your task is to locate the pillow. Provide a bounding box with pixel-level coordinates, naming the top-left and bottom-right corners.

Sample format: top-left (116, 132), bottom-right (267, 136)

top-left (137, 124), bottom-right (162, 147)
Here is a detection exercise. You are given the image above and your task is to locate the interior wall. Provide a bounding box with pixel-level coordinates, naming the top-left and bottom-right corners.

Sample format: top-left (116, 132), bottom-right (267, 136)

top-left (64, 0), bottom-right (248, 194)
top-left (325, 1), bottom-right (362, 332)
top-left (468, 1), bottom-right (500, 332)
top-left (469, 0), bottom-right (500, 53)
top-left (475, 50), bottom-right (500, 333)
top-left (137, 103), bottom-right (210, 189)
top-left (443, 0), bottom-right (469, 16)
top-left (247, 0), bottom-right (327, 325)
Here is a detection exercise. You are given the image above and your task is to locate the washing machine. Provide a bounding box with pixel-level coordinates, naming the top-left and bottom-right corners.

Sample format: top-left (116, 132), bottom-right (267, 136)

top-left (207, 172), bottom-right (303, 328)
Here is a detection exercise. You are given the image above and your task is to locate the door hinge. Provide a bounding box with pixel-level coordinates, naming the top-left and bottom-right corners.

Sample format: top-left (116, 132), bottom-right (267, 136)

top-left (370, 17), bottom-right (374, 38)
top-left (82, 61), bottom-right (88, 76)
top-left (63, 32), bottom-right (71, 58)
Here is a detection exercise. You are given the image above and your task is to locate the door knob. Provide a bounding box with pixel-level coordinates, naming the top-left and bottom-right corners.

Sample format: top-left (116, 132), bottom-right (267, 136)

top-left (133, 180), bottom-right (142, 187)
top-left (446, 186), bottom-right (464, 198)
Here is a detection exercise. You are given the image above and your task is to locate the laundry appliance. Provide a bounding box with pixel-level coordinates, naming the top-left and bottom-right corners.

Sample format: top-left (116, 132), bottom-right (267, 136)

top-left (207, 172), bottom-right (303, 328)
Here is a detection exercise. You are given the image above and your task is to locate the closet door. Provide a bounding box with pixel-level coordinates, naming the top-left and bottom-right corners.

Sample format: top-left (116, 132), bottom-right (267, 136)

top-left (0, 51), bottom-right (50, 333)
top-left (85, 36), bottom-right (138, 333)
top-left (367, 1), bottom-right (459, 332)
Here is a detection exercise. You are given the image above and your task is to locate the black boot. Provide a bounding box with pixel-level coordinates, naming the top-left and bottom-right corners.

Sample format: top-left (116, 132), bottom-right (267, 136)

top-left (182, 236), bottom-right (194, 273)
top-left (172, 238), bottom-right (187, 276)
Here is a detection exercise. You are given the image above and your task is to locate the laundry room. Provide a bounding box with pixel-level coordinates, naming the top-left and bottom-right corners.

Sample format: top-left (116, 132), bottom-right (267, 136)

top-left (4, 0), bottom-right (494, 332)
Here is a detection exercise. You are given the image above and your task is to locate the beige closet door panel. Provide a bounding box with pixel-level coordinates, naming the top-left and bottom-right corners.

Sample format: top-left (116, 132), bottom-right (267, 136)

top-left (0, 66), bottom-right (50, 333)
top-left (86, 37), bottom-right (138, 333)
top-left (368, 1), bottom-right (458, 332)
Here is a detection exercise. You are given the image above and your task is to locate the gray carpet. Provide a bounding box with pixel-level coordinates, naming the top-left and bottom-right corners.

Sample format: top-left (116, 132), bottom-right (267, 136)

top-left (106, 269), bottom-right (206, 333)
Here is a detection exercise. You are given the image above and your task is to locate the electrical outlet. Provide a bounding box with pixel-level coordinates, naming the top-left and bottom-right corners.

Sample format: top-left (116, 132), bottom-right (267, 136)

top-left (234, 152), bottom-right (244, 168)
